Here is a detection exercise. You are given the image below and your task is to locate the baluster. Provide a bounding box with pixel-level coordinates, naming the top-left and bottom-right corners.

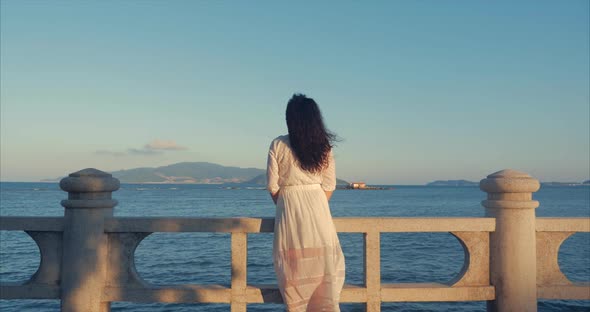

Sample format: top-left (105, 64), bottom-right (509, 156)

top-left (231, 232), bottom-right (248, 312)
top-left (364, 231), bottom-right (381, 312)
top-left (481, 169), bottom-right (540, 312)
top-left (60, 168), bottom-right (120, 312)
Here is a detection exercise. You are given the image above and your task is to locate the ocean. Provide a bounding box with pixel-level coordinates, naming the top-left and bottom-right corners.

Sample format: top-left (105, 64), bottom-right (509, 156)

top-left (1, 182), bottom-right (589, 311)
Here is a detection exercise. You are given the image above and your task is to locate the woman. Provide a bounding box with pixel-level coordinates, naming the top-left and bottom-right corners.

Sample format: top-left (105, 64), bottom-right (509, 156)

top-left (267, 94), bottom-right (346, 311)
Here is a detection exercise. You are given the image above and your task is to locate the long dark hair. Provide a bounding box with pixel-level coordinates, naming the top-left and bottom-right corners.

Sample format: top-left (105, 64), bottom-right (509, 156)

top-left (286, 94), bottom-right (337, 173)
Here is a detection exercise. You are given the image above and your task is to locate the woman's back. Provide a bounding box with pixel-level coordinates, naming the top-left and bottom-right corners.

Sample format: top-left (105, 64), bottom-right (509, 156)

top-left (266, 135), bottom-right (336, 195)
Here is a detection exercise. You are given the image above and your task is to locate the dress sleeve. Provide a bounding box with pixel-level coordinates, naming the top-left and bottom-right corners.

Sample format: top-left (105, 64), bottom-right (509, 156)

top-left (266, 141), bottom-right (280, 194)
top-left (321, 150), bottom-right (336, 191)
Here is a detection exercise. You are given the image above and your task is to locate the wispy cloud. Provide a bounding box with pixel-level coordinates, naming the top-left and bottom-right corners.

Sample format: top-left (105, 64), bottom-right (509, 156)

top-left (96, 140), bottom-right (187, 157)
top-left (127, 148), bottom-right (162, 156)
top-left (95, 150), bottom-right (126, 157)
top-left (144, 140), bottom-right (187, 151)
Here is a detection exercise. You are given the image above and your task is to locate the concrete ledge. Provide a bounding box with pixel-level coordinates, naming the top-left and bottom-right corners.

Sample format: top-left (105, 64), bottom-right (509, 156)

top-left (536, 218), bottom-right (590, 232)
top-left (0, 217), bottom-right (64, 231)
top-left (101, 283), bottom-right (495, 303)
top-left (336, 218), bottom-right (496, 232)
top-left (104, 217), bottom-right (496, 233)
top-left (0, 216), bottom-right (497, 233)
top-left (103, 284), bottom-right (367, 303)
top-left (104, 217), bottom-right (274, 233)
top-left (246, 284), bottom-right (367, 303)
top-left (103, 285), bottom-right (231, 303)
top-left (248, 283), bottom-right (496, 303)
top-left (7, 282), bottom-right (589, 303)
top-left (0, 283), bottom-right (60, 299)
top-left (381, 283), bottom-right (495, 302)
top-left (537, 283), bottom-right (590, 299)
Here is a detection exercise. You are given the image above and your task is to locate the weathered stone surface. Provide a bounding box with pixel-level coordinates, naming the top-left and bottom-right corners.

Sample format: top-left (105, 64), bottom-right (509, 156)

top-left (0, 216), bottom-right (64, 231)
top-left (61, 199), bottom-right (118, 209)
top-left (536, 218), bottom-right (590, 232)
top-left (483, 169), bottom-right (540, 312)
top-left (102, 284), bottom-right (231, 303)
top-left (60, 169), bottom-right (120, 312)
top-left (26, 231), bottom-right (63, 286)
top-left (2, 168), bottom-right (589, 311)
top-left (481, 199), bottom-right (539, 210)
top-left (0, 283), bottom-right (60, 299)
top-left (104, 217), bottom-right (496, 233)
top-left (60, 168), bottom-right (120, 194)
top-left (381, 283), bottom-right (495, 301)
top-left (2, 215), bottom-right (589, 306)
top-left (536, 231), bottom-right (574, 286)
top-left (364, 231), bottom-right (381, 312)
top-left (480, 169), bottom-right (541, 194)
top-left (105, 232), bottom-right (152, 288)
top-left (537, 284), bottom-right (590, 299)
top-left (449, 231), bottom-right (489, 287)
top-left (231, 232), bottom-right (248, 312)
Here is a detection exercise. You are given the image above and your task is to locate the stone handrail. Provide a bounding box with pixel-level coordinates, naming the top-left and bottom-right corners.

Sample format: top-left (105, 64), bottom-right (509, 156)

top-left (0, 168), bottom-right (589, 312)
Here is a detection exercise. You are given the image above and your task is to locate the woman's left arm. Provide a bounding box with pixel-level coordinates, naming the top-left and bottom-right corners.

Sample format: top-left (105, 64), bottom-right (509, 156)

top-left (321, 150), bottom-right (336, 200)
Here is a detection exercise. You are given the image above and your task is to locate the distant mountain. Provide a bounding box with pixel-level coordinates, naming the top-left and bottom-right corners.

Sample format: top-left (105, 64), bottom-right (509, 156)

top-left (427, 180), bottom-right (478, 186)
top-left (542, 181), bottom-right (590, 187)
top-left (243, 174), bottom-right (267, 185)
top-left (110, 162), bottom-right (265, 184)
top-left (425, 179), bottom-right (590, 187)
top-left (243, 174), bottom-right (349, 186)
top-left (336, 178), bottom-right (350, 185)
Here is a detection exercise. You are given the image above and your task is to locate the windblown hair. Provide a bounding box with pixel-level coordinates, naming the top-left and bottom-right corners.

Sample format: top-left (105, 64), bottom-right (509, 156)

top-left (286, 94), bottom-right (337, 174)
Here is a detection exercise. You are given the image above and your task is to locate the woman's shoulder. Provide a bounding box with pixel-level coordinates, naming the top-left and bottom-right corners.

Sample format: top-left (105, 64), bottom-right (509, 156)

top-left (273, 134), bottom-right (289, 142)
top-left (269, 135), bottom-right (290, 153)
top-left (270, 135), bottom-right (289, 146)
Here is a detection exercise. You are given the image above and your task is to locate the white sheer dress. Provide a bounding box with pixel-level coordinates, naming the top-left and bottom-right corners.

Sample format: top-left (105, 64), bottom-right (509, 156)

top-left (267, 135), bottom-right (346, 312)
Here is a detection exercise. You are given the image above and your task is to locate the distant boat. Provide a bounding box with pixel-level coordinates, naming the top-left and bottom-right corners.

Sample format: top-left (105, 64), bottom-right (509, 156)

top-left (349, 182), bottom-right (367, 189)
top-left (338, 182), bottom-right (393, 190)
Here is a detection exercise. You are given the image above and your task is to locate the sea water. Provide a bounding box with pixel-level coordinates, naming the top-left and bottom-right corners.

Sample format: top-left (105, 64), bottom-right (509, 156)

top-left (1, 182), bottom-right (589, 311)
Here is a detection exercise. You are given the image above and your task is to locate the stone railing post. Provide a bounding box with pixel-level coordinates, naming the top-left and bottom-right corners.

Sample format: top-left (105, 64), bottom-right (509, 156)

top-left (60, 169), bottom-right (120, 312)
top-left (480, 169), bottom-right (540, 312)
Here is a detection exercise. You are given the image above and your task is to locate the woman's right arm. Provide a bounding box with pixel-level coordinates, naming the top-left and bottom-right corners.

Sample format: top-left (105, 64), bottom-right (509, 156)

top-left (270, 191), bottom-right (280, 204)
top-left (267, 140), bottom-right (280, 204)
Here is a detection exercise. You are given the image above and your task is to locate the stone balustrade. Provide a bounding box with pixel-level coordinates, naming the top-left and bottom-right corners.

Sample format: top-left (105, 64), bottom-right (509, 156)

top-left (0, 168), bottom-right (589, 312)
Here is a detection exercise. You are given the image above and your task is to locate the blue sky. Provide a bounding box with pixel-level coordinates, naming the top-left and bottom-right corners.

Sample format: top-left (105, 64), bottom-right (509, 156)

top-left (1, 1), bottom-right (588, 184)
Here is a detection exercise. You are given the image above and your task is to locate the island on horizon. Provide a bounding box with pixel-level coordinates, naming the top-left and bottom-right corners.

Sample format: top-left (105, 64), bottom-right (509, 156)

top-left (426, 179), bottom-right (590, 187)
top-left (40, 162), bottom-right (349, 185)
top-left (37, 162), bottom-right (590, 187)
